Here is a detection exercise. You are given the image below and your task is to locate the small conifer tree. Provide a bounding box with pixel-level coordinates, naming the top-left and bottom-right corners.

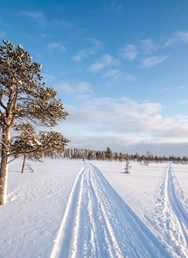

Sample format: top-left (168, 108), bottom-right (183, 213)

top-left (124, 156), bottom-right (131, 174)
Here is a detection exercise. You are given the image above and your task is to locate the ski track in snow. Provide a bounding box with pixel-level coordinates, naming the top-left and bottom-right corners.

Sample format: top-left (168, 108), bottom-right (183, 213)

top-left (145, 163), bottom-right (188, 258)
top-left (50, 162), bottom-right (172, 258)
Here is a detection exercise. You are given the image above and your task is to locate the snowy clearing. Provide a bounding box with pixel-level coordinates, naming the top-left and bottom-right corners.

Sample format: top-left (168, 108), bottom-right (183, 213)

top-left (0, 159), bottom-right (188, 258)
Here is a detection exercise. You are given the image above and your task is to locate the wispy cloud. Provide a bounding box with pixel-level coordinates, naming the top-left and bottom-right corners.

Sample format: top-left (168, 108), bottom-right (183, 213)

top-left (161, 86), bottom-right (184, 92)
top-left (47, 42), bottom-right (66, 52)
top-left (60, 80), bottom-right (94, 98)
top-left (161, 86), bottom-right (173, 92)
top-left (73, 38), bottom-right (102, 63)
top-left (22, 10), bottom-right (47, 26)
top-left (141, 39), bottom-right (157, 54)
top-left (89, 54), bottom-right (117, 72)
top-left (103, 69), bottom-right (136, 82)
top-left (164, 31), bottom-right (188, 47)
top-left (140, 55), bottom-right (169, 69)
top-left (120, 44), bottom-right (138, 60)
top-left (120, 30), bottom-right (188, 63)
top-left (140, 31), bottom-right (188, 52)
top-left (103, 68), bottom-right (120, 79)
top-left (73, 49), bottom-right (95, 63)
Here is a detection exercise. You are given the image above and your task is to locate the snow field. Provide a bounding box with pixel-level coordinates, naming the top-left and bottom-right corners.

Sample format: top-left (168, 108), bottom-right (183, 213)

top-left (93, 160), bottom-right (188, 257)
top-left (0, 158), bottom-right (188, 258)
top-left (0, 159), bottom-right (82, 258)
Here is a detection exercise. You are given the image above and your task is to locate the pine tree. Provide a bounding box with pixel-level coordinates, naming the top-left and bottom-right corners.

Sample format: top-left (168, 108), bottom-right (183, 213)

top-left (105, 147), bottom-right (113, 161)
top-left (0, 40), bottom-right (68, 204)
top-left (10, 124), bottom-right (69, 173)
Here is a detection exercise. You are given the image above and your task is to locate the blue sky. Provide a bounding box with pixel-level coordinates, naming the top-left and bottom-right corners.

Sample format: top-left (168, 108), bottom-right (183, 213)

top-left (1, 0), bottom-right (188, 156)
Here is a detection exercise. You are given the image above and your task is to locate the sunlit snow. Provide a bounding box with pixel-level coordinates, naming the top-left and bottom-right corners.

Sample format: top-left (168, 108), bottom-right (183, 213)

top-left (0, 158), bottom-right (188, 258)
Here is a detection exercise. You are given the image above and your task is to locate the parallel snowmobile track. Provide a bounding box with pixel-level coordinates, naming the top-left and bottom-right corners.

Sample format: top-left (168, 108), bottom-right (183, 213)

top-left (146, 163), bottom-right (188, 258)
top-left (50, 162), bottom-right (175, 258)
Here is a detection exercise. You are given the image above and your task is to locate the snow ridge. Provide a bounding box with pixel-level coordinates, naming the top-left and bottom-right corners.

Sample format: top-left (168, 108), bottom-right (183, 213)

top-left (146, 163), bottom-right (188, 258)
top-left (50, 162), bottom-right (172, 258)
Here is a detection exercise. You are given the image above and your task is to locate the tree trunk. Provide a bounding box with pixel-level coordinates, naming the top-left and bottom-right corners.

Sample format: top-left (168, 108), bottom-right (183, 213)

top-left (21, 155), bottom-right (27, 174)
top-left (0, 128), bottom-right (10, 205)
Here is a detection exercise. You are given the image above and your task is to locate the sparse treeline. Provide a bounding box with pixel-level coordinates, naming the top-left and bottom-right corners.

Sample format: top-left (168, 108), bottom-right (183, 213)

top-left (63, 147), bottom-right (188, 164)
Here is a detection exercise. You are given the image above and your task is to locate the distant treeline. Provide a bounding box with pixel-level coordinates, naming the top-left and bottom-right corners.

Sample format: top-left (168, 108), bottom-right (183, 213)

top-left (63, 147), bottom-right (188, 164)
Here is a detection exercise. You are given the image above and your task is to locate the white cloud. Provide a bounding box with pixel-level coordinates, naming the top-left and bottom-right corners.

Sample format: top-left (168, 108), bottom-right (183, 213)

top-left (78, 81), bottom-right (94, 95)
top-left (120, 44), bottom-right (138, 60)
top-left (60, 81), bottom-right (94, 97)
top-left (61, 82), bottom-right (75, 95)
top-left (47, 42), bottom-right (66, 52)
top-left (88, 38), bottom-right (103, 49)
top-left (89, 54), bottom-right (117, 72)
top-left (164, 31), bottom-right (188, 47)
top-left (73, 38), bottom-right (102, 63)
top-left (141, 39), bottom-right (157, 54)
top-left (65, 97), bottom-right (165, 133)
top-left (67, 96), bottom-right (188, 139)
top-left (73, 49), bottom-right (95, 62)
top-left (140, 55), bottom-right (169, 69)
top-left (60, 96), bottom-right (188, 156)
top-left (103, 68), bottom-right (120, 79)
top-left (103, 69), bottom-right (136, 82)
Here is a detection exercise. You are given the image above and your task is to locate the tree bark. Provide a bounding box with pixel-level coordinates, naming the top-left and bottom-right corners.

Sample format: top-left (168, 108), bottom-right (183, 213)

top-left (0, 128), bottom-right (10, 205)
top-left (21, 155), bottom-right (27, 174)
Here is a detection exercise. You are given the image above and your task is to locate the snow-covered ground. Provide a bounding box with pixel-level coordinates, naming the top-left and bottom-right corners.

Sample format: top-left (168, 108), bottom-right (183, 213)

top-left (0, 158), bottom-right (188, 258)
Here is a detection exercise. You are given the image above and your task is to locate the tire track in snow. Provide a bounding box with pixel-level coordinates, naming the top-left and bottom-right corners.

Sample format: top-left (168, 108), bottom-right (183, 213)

top-left (146, 164), bottom-right (188, 258)
top-left (51, 162), bottom-right (172, 258)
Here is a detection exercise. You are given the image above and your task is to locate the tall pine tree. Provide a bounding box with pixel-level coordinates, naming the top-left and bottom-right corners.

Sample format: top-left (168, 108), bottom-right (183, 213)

top-left (0, 40), bottom-right (68, 205)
